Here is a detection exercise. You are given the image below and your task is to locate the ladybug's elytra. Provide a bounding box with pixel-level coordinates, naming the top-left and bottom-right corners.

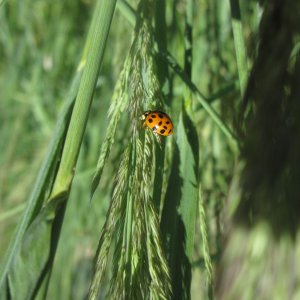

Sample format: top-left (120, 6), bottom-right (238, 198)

top-left (141, 110), bottom-right (174, 136)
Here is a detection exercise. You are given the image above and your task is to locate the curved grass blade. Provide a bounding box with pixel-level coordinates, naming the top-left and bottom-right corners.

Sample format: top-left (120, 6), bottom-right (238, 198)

top-left (161, 109), bottom-right (199, 299)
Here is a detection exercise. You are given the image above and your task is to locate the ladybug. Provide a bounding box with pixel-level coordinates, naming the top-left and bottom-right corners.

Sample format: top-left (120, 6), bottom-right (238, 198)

top-left (141, 110), bottom-right (174, 136)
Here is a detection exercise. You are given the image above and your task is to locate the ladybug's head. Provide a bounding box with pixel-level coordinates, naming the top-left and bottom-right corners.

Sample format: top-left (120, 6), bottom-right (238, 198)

top-left (141, 111), bottom-right (151, 120)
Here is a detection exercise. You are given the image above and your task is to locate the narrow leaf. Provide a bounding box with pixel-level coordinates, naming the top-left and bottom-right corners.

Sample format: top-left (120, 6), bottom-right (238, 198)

top-left (161, 109), bottom-right (199, 299)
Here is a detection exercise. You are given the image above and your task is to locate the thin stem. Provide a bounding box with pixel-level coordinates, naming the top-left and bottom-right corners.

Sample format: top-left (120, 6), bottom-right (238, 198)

top-left (184, 0), bottom-right (193, 78)
top-left (229, 0), bottom-right (248, 96)
top-left (0, 203), bottom-right (25, 222)
top-left (198, 185), bottom-right (214, 299)
top-left (183, 0), bottom-right (193, 112)
top-left (50, 0), bottom-right (117, 198)
top-left (163, 52), bottom-right (238, 145)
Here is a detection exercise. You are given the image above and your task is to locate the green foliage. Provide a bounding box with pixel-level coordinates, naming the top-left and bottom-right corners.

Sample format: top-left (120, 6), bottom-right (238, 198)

top-left (0, 0), bottom-right (240, 298)
top-left (0, 75), bottom-right (77, 299)
top-left (3, 0), bottom-right (299, 300)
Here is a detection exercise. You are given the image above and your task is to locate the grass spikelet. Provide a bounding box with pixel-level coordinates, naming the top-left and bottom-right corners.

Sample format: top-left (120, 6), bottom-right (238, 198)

top-left (128, 0), bottom-right (163, 118)
top-left (198, 185), bottom-right (213, 290)
top-left (89, 0), bottom-right (172, 298)
top-left (88, 145), bottom-right (131, 300)
top-left (143, 132), bottom-right (172, 299)
top-left (146, 200), bottom-right (172, 300)
top-left (90, 56), bottom-right (131, 198)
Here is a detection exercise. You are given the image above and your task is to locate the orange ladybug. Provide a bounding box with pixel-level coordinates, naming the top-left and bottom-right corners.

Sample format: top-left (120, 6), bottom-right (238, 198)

top-left (141, 110), bottom-right (174, 136)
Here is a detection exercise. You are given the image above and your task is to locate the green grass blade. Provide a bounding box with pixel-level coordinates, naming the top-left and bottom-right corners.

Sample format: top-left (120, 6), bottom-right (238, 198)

top-left (161, 109), bottom-right (199, 299)
top-left (162, 52), bottom-right (238, 146)
top-left (117, 0), bottom-right (135, 26)
top-left (50, 0), bottom-right (117, 199)
top-left (152, 0), bottom-right (169, 211)
top-left (0, 203), bottom-right (25, 222)
top-left (229, 0), bottom-right (248, 95)
top-left (7, 200), bottom-right (67, 300)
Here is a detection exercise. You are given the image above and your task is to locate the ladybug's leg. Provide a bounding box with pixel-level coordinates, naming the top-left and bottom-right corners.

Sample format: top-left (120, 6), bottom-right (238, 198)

top-left (153, 132), bottom-right (162, 148)
top-left (152, 125), bottom-right (159, 133)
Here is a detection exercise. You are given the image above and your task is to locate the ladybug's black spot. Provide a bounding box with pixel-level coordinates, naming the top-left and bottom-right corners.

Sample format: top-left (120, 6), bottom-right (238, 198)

top-left (151, 114), bottom-right (156, 118)
top-left (163, 125), bottom-right (167, 129)
top-left (158, 121), bottom-right (162, 126)
top-left (152, 126), bottom-right (158, 131)
top-left (160, 129), bottom-right (166, 134)
top-left (158, 114), bottom-right (164, 118)
top-left (168, 129), bottom-right (172, 134)
top-left (148, 118), bottom-right (153, 123)
top-left (166, 121), bottom-right (170, 124)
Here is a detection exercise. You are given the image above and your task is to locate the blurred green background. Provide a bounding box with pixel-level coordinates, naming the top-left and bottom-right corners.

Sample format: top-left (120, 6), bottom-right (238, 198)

top-left (1, 0), bottom-right (300, 299)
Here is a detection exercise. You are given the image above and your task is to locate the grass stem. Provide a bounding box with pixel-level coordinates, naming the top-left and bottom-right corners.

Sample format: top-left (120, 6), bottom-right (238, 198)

top-left (229, 0), bottom-right (248, 96)
top-left (50, 0), bottom-right (117, 199)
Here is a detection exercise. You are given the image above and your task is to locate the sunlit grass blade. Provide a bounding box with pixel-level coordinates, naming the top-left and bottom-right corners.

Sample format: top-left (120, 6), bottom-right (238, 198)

top-left (50, 0), bottom-right (117, 199)
top-left (161, 110), bottom-right (199, 299)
